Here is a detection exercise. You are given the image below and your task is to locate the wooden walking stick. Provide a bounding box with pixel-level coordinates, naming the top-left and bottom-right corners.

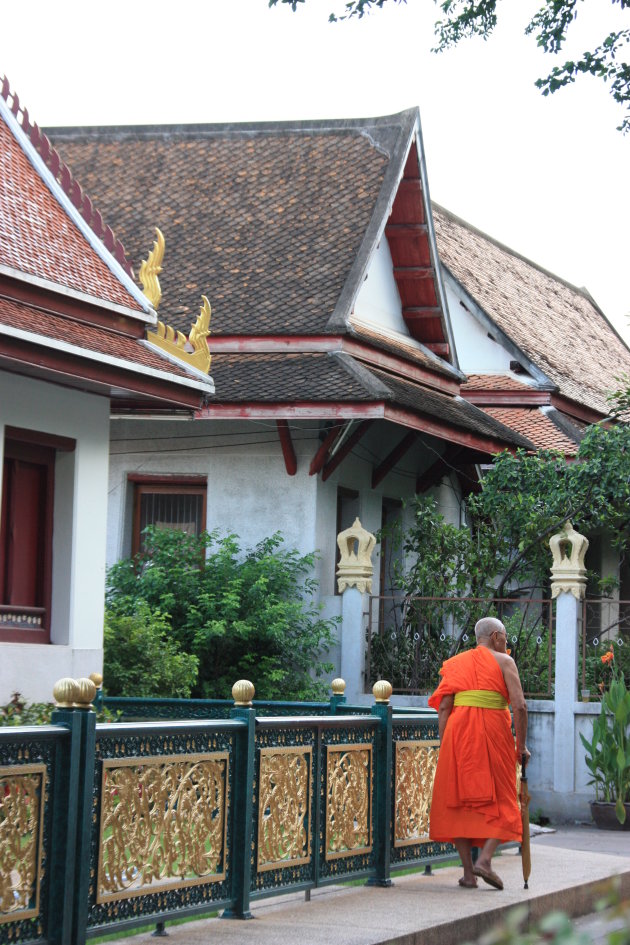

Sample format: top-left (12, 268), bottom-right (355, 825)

top-left (519, 753), bottom-right (531, 889)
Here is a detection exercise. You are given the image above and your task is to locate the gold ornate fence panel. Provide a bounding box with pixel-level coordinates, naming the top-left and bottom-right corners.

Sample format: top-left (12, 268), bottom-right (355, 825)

top-left (257, 747), bottom-right (312, 872)
top-left (0, 764), bottom-right (46, 924)
top-left (325, 744), bottom-right (372, 859)
top-left (394, 740), bottom-right (439, 846)
top-left (97, 752), bottom-right (229, 903)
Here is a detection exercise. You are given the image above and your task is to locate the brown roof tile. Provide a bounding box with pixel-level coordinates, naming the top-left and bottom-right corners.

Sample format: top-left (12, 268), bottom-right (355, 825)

top-left (0, 295), bottom-right (197, 379)
top-left (482, 406), bottom-right (579, 454)
top-left (48, 125), bottom-right (391, 337)
top-left (0, 114), bottom-right (142, 312)
top-left (462, 373), bottom-right (536, 392)
top-left (433, 206), bottom-right (630, 416)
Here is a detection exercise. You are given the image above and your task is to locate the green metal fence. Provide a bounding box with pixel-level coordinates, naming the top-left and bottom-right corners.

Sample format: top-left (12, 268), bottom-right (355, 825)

top-left (0, 679), bottom-right (448, 945)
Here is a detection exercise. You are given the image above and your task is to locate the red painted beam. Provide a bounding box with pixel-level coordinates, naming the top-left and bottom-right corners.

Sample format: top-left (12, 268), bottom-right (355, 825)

top-left (309, 423), bottom-right (344, 476)
top-left (383, 405), bottom-right (519, 455)
top-left (321, 420), bottom-right (374, 482)
top-left (276, 419), bottom-right (297, 476)
top-left (462, 390), bottom-right (551, 406)
top-left (371, 430), bottom-right (417, 488)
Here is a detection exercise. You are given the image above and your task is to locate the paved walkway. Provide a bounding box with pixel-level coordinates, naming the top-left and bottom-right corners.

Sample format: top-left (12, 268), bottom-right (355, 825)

top-left (113, 825), bottom-right (630, 945)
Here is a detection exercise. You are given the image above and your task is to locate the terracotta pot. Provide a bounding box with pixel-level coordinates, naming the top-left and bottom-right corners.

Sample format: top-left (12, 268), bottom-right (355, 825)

top-left (590, 801), bottom-right (630, 831)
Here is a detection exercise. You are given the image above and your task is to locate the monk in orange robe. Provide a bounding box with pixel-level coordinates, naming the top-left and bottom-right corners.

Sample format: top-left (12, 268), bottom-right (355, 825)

top-left (428, 617), bottom-right (529, 890)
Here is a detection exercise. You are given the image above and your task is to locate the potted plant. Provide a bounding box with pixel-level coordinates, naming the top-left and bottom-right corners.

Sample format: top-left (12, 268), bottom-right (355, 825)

top-left (580, 647), bottom-right (630, 829)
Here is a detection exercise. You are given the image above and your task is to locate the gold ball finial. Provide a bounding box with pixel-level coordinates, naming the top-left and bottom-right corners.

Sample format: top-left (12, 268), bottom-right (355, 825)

top-left (53, 678), bottom-right (80, 707)
top-left (373, 680), bottom-right (393, 704)
top-left (74, 678), bottom-right (97, 708)
top-left (331, 678), bottom-right (346, 695)
top-left (89, 672), bottom-right (103, 688)
top-left (232, 679), bottom-right (255, 706)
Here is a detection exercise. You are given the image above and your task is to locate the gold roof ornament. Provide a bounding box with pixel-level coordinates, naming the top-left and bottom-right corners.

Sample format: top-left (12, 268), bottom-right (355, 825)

top-left (139, 227), bottom-right (165, 309)
top-left (146, 295), bottom-right (212, 375)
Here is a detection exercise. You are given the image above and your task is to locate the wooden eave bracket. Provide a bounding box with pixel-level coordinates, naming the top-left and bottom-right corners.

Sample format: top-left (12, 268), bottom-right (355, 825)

top-left (277, 419), bottom-right (297, 476)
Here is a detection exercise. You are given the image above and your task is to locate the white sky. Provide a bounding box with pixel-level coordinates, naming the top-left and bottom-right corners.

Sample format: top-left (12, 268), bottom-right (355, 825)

top-left (2, 0), bottom-right (628, 339)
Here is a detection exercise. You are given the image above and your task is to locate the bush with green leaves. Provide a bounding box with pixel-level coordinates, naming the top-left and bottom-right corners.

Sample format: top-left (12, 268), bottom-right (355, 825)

top-left (104, 603), bottom-right (199, 698)
top-left (105, 528), bottom-right (337, 701)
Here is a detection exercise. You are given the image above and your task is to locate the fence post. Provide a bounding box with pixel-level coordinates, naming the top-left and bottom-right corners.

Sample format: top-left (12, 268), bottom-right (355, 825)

top-left (223, 680), bottom-right (256, 920)
top-left (329, 677), bottom-right (347, 714)
top-left (336, 518), bottom-right (376, 701)
top-left (549, 522), bottom-right (588, 795)
top-left (369, 680), bottom-right (393, 887)
top-left (48, 677), bottom-right (97, 945)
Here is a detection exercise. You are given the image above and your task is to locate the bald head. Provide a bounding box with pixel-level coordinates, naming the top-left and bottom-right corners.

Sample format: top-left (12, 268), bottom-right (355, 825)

top-left (475, 617), bottom-right (505, 642)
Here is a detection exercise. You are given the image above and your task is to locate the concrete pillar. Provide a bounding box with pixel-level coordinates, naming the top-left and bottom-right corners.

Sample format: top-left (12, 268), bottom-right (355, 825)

top-left (336, 518), bottom-right (376, 703)
top-left (340, 587), bottom-right (365, 700)
top-left (549, 521), bottom-right (589, 795)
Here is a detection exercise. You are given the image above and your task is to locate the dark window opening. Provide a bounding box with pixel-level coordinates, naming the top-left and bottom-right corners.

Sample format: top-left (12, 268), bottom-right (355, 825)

top-left (130, 477), bottom-right (207, 556)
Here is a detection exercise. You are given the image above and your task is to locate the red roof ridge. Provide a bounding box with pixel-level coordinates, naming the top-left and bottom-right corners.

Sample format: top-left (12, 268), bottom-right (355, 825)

top-left (0, 76), bottom-right (134, 280)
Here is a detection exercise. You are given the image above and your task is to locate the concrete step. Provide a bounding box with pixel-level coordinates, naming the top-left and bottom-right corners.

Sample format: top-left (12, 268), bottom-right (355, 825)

top-left (111, 840), bottom-right (630, 945)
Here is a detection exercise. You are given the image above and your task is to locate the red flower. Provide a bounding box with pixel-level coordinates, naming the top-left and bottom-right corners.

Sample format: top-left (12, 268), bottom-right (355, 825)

top-left (601, 651), bottom-right (614, 665)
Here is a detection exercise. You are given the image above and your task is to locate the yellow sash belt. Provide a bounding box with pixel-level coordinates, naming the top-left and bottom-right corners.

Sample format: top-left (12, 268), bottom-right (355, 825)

top-left (453, 689), bottom-right (509, 709)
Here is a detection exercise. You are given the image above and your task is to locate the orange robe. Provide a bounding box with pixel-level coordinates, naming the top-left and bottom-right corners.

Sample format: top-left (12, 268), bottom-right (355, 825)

top-left (428, 646), bottom-right (521, 845)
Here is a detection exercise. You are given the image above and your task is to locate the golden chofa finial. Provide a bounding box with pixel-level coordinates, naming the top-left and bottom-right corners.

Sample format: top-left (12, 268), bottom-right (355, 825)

top-left (139, 227), bottom-right (165, 309)
top-left (146, 295), bottom-right (212, 375)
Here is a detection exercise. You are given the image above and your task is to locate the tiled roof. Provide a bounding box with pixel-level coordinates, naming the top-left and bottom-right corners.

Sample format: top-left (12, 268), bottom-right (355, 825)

top-left (0, 106), bottom-right (142, 313)
top-left (48, 122), bottom-right (397, 337)
top-left (349, 323), bottom-right (459, 379)
top-left (462, 374), bottom-right (536, 392)
top-left (482, 406), bottom-right (580, 454)
top-left (0, 295), bottom-right (200, 380)
top-left (368, 368), bottom-right (532, 448)
top-left (207, 350), bottom-right (530, 448)
top-left (433, 206), bottom-right (630, 416)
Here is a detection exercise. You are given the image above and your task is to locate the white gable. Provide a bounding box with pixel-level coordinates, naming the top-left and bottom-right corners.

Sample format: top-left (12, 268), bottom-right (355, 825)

top-left (352, 237), bottom-right (408, 336)
top-left (445, 281), bottom-right (512, 374)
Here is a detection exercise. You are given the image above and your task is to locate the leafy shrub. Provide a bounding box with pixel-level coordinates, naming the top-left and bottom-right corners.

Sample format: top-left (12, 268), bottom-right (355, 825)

top-left (106, 528), bottom-right (337, 700)
top-left (104, 603), bottom-right (199, 698)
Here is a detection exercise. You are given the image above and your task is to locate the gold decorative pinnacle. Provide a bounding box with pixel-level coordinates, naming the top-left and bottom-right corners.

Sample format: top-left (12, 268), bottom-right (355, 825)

top-left (146, 295), bottom-right (212, 375)
top-left (139, 227), bottom-right (165, 309)
top-left (89, 672), bottom-right (103, 688)
top-left (232, 679), bottom-right (255, 706)
top-left (74, 678), bottom-right (97, 708)
top-left (53, 677), bottom-right (80, 707)
top-left (331, 678), bottom-right (346, 695)
top-left (373, 680), bottom-right (393, 704)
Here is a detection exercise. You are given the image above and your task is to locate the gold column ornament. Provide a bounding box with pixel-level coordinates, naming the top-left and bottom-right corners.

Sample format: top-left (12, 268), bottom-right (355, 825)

top-left (331, 678), bottom-right (346, 696)
top-left (336, 518), bottom-right (376, 594)
top-left (232, 679), bottom-right (255, 706)
top-left (549, 521), bottom-right (589, 600)
top-left (139, 227), bottom-right (165, 309)
top-left (52, 677), bottom-right (96, 708)
top-left (146, 295), bottom-right (212, 374)
top-left (52, 677), bottom-right (80, 707)
top-left (373, 680), bottom-right (392, 704)
top-left (89, 672), bottom-right (103, 689)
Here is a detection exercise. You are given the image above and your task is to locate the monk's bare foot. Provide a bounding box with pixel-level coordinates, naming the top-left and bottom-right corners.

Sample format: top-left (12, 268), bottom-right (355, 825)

top-left (458, 876), bottom-right (478, 888)
top-left (472, 863), bottom-right (503, 890)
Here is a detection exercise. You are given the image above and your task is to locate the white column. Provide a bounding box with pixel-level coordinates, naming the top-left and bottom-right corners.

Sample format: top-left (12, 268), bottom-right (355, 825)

top-left (336, 518), bottom-right (376, 703)
top-left (553, 591), bottom-right (580, 792)
top-left (549, 521), bottom-right (589, 796)
top-left (340, 587), bottom-right (365, 701)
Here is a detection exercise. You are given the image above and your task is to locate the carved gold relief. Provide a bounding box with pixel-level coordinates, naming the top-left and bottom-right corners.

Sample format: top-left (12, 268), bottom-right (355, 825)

top-left (394, 740), bottom-right (439, 847)
top-left (146, 295), bottom-right (212, 375)
top-left (139, 227), bottom-right (165, 309)
top-left (97, 752), bottom-right (228, 903)
top-left (0, 764), bottom-right (46, 924)
top-left (325, 745), bottom-right (372, 860)
top-left (257, 747), bottom-right (312, 872)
